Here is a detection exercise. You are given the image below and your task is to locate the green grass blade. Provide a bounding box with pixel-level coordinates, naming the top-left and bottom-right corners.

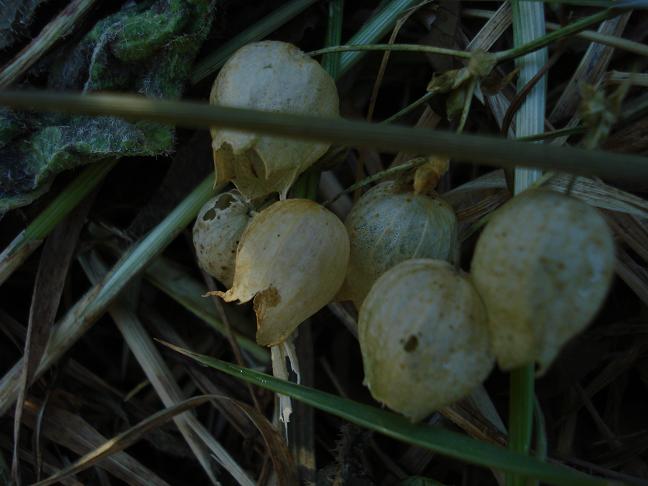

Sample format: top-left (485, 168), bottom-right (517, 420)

top-left (0, 158), bottom-right (117, 287)
top-left (322, 0), bottom-right (344, 79)
top-left (338, 0), bottom-right (422, 76)
top-left (190, 0), bottom-right (318, 84)
top-left (163, 343), bottom-right (607, 486)
top-left (0, 91), bottom-right (646, 182)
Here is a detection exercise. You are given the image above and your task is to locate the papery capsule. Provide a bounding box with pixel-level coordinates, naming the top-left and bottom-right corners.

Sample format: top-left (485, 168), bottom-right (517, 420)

top-left (210, 41), bottom-right (339, 200)
top-left (192, 192), bottom-right (252, 288)
top-left (213, 199), bottom-right (349, 346)
top-left (342, 181), bottom-right (457, 308)
top-left (471, 189), bottom-right (615, 372)
top-left (359, 259), bottom-right (493, 422)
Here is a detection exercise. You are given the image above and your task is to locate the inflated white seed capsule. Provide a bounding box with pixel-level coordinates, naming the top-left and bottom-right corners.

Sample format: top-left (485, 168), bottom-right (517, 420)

top-left (471, 189), bottom-right (615, 372)
top-left (210, 41), bottom-right (340, 200)
top-left (342, 181), bottom-right (458, 308)
top-left (359, 259), bottom-right (493, 422)
top-left (192, 192), bottom-right (251, 288)
top-left (213, 199), bottom-right (349, 346)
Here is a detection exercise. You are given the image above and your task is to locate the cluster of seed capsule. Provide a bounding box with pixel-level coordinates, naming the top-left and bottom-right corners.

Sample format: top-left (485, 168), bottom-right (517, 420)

top-left (194, 41), bottom-right (616, 422)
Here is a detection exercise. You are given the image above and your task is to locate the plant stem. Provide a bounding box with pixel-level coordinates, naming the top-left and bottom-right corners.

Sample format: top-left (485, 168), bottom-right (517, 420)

top-left (311, 43), bottom-right (473, 60)
top-left (312, 8), bottom-right (620, 66)
top-left (1, 91), bottom-right (647, 182)
top-left (382, 91), bottom-right (434, 123)
top-left (495, 8), bottom-right (615, 62)
top-left (508, 366), bottom-right (536, 486)
top-left (338, 0), bottom-right (423, 76)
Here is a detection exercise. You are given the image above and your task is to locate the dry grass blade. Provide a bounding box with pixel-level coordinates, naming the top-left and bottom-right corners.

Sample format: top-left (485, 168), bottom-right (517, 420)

top-left (143, 309), bottom-right (258, 437)
top-left (466, 3), bottom-right (512, 52)
top-left (616, 247), bottom-right (648, 308)
top-left (1, 91), bottom-right (647, 182)
top-left (20, 401), bottom-right (170, 486)
top-left (80, 252), bottom-right (254, 486)
top-left (144, 257), bottom-right (267, 363)
top-left (0, 0), bottom-right (96, 88)
top-left (606, 71), bottom-right (648, 88)
top-left (0, 176), bottom-right (216, 417)
top-left (605, 212), bottom-right (648, 262)
top-left (549, 13), bottom-right (632, 124)
top-left (0, 436), bottom-right (83, 486)
top-left (31, 396), bottom-right (216, 486)
top-left (545, 174), bottom-right (648, 218)
top-left (12, 192), bottom-right (94, 483)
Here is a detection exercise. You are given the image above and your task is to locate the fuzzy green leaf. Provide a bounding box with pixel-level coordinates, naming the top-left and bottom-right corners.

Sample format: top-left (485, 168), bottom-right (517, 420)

top-left (0, 0), bottom-right (216, 211)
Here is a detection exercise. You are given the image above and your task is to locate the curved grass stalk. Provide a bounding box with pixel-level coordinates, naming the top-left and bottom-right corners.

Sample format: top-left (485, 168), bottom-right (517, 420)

top-left (162, 343), bottom-right (609, 486)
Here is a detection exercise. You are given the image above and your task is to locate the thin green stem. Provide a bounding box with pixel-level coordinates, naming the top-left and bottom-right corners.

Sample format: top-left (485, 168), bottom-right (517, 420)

top-left (1, 91), bottom-right (647, 182)
top-left (508, 366), bottom-right (536, 486)
top-left (190, 0), bottom-right (318, 84)
top-left (311, 43), bottom-right (473, 60)
top-left (382, 91), bottom-right (434, 123)
top-left (338, 0), bottom-right (423, 76)
top-left (324, 157), bottom-right (429, 205)
top-left (465, 9), bottom-right (648, 58)
top-left (311, 7), bottom-right (620, 66)
top-left (495, 8), bottom-right (615, 62)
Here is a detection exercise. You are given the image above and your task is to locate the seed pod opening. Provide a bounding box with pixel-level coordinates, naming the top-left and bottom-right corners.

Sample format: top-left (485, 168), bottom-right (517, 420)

top-left (210, 41), bottom-right (340, 200)
top-left (359, 259), bottom-right (493, 422)
top-left (342, 181), bottom-right (458, 309)
top-left (192, 191), bottom-right (252, 288)
top-left (214, 199), bottom-right (350, 346)
top-left (471, 189), bottom-right (615, 373)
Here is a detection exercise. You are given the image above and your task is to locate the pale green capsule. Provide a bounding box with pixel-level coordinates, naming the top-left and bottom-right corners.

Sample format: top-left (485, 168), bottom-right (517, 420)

top-left (214, 199), bottom-right (350, 346)
top-left (471, 189), bottom-right (615, 372)
top-left (210, 41), bottom-right (339, 200)
top-left (192, 192), bottom-right (252, 288)
top-left (359, 259), bottom-right (493, 422)
top-left (343, 181), bottom-right (458, 309)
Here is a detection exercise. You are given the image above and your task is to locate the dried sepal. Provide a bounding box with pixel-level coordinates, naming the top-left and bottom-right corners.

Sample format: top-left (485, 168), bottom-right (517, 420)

top-left (211, 199), bottom-right (349, 346)
top-left (471, 189), bottom-right (615, 373)
top-left (192, 191), bottom-right (252, 287)
top-left (359, 259), bottom-right (493, 422)
top-left (210, 41), bottom-right (340, 200)
top-left (342, 181), bottom-right (458, 309)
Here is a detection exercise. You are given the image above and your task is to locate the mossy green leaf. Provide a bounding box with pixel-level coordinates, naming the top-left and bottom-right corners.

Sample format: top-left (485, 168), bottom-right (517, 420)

top-left (0, 0), bottom-right (216, 210)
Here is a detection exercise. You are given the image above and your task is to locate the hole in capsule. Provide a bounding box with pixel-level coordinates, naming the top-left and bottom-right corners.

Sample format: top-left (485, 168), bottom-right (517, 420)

top-left (404, 335), bottom-right (418, 352)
